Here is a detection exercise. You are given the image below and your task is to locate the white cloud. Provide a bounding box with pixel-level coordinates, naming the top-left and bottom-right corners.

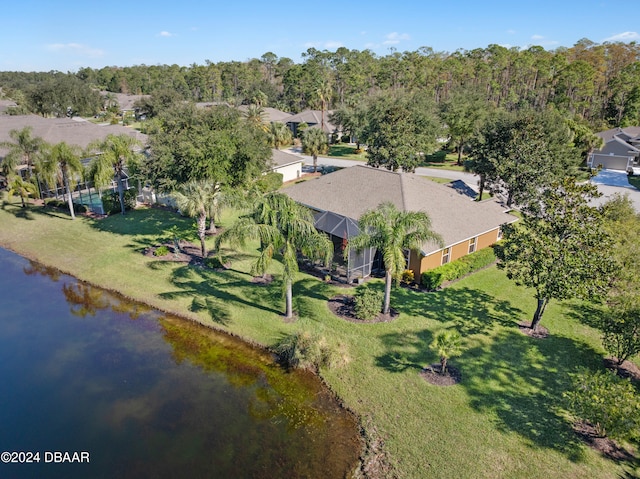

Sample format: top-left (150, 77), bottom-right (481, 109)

top-left (324, 41), bottom-right (344, 49)
top-left (302, 40), bottom-right (344, 50)
top-left (531, 34), bottom-right (545, 40)
top-left (383, 32), bottom-right (410, 45)
top-left (45, 43), bottom-right (104, 58)
top-left (506, 29), bottom-right (516, 35)
top-left (158, 31), bottom-right (175, 37)
top-left (603, 31), bottom-right (640, 42)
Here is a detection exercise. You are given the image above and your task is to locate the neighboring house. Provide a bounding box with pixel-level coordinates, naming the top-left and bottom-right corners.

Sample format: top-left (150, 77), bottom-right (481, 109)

top-left (0, 115), bottom-right (147, 158)
top-left (589, 126), bottom-right (640, 171)
top-left (236, 105), bottom-right (292, 124)
top-left (269, 149), bottom-right (303, 183)
top-left (284, 165), bottom-right (518, 281)
top-left (286, 110), bottom-right (336, 137)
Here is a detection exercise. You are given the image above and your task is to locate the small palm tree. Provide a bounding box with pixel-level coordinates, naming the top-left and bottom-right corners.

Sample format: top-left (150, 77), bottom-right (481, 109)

top-left (87, 134), bottom-right (142, 215)
top-left (345, 202), bottom-right (443, 315)
top-left (268, 122), bottom-right (293, 149)
top-left (216, 192), bottom-right (333, 319)
top-left (7, 176), bottom-right (38, 208)
top-left (173, 180), bottom-right (217, 257)
top-left (431, 330), bottom-right (462, 375)
top-left (301, 127), bottom-right (328, 173)
top-left (40, 142), bottom-right (84, 219)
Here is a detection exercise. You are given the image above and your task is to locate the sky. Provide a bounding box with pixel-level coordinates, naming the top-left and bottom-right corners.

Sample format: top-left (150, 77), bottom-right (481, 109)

top-left (2, 0), bottom-right (638, 72)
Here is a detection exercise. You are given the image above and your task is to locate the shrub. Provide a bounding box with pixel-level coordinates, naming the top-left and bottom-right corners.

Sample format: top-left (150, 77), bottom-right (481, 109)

top-left (153, 245), bottom-right (169, 256)
top-left (341, 135), bottom-right (351, 143)
top-left (425, 150), bottom-right (447, 163)
top-left (421, 270), bottom-right (444, 291)
top-left (255, 172), bottom-right (283, 192)
top-left (421, 247), bottom-right (496, 289)
top-left (274, 331), bottom-right (348, 371)
top-left (44, 198), bottom-right (66, 209)
top-left (72, 202), bottom-right (89, 214)
top-left (564, 369), bottom-right (640, 442)
top-left (101, 189), bottom-right (136, 215)
top-left (401, 269), bottom-right (415, 284)
top-left (354, 285), bottom-right (384, 321)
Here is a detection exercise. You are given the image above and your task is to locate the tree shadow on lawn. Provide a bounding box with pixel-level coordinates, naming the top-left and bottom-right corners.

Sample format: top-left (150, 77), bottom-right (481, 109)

top-left (89, 207), bottom-right (193, 237)
top-left (563, 301), bottom-right (607, 330)
top-left (375, 329), bottom-right (434, 373)
top-left (392, 286), bottom-right (524, 336)
top-left (157, 264), bottom-right (283, 324)
top-left (462, 328), bottom-right (605, 460)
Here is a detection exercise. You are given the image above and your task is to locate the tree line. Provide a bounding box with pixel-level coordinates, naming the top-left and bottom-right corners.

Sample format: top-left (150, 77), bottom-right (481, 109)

top-left (1, 39), bottom-right (640, 127)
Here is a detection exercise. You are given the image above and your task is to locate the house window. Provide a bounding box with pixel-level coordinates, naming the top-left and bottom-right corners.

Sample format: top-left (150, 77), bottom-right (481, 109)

top-left (497, 228), bottom-right (503, 240)
top-left (468, 237), bottom-right (477, 254)
top-left (441, 247), bottom-right (450, 265)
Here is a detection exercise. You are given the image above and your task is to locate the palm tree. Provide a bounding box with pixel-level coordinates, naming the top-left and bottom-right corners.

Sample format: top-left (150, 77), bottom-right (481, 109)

top-left (243, 104), bottom-right (269, 132)
top-left (302, 127), bottom-right (328, 173)
top-left (215, 192), bottom-right (333, 319)
top-left (87, 134), bottom-right (142, 215)
top-left (346, 202), bottom-right (443, 315)
top-left (431, 330), bottom-right (462, 375)
top-left (268, 122), bottom-right (293, 149)
top-left (40, 142), bottom-right (84, 219)
top-left (7, 176), bottom-right (38, 208)
top-left (173, 180), bottom-right (217, 257)
top-left (0, 127), bottom-right (44, 180)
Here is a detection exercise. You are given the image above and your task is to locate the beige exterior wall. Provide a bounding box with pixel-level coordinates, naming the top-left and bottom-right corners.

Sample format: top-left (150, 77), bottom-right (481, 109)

top-left (273, 162), bottom-right (303, 183)
top-left (412, 227), bottom-right (501, 279)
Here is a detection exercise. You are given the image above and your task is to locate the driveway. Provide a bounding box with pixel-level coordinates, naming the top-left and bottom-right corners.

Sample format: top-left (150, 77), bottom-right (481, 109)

top-left (590, 169), bottom-right (640, 212)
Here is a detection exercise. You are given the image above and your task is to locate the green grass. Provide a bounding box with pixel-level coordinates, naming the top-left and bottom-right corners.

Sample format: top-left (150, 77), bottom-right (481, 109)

top-left (327, 144), bottom-right (367, 161)
top-left (627, 175), bottom-right (640, 190)
top-left (420, 152), bottom-right (468, 172)
top-left (0, 194), bottom-right (635, 479)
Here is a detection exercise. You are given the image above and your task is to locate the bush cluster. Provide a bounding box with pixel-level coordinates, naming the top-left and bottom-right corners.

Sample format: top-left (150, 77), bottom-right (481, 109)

top-left (424, 150), bottom-right (447, 163)
top-left (354, 284), bottom-right (384, 321)
top-left (421, 247), bottom-right (496, 290)
top-left (274, 331), bottom-right (348, 371)
top-left (154, 245), bottom-right (169, 256)
top-left (564, 369), bottom-right (640, 442)
top-left (255, 172), bottom-right (283, 192)
top-left (101, 189), bottom-right (136, 215)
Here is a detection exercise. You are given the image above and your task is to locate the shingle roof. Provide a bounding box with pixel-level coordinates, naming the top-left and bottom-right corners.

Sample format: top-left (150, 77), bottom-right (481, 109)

top-left (284, 165), bottom-right (517, 254)
top-left (596, 126), bottom-right (640, 143)
top-left (271, 149), bottom-right (303, 168)
top-left (0, 115), bottom-right (147, 157)
top-left (286, 110), bottom-right (336, 133)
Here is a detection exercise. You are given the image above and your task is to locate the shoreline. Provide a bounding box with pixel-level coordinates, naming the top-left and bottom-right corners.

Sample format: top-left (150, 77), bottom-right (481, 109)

top-left (0, 241), bottom-right (371, 476)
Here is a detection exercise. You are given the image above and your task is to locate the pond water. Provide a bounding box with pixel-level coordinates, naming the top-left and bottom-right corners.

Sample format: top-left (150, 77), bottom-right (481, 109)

top-left (0, 248), bottom-right (360, 478)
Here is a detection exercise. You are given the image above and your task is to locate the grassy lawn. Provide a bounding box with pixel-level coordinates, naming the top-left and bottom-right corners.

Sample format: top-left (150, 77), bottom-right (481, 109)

top-left (627, 175), bottom-right (640, 190)
top-left (419, 152), bottom-right (468, 172)
top-left (328, 143), bottom-right (367, 161)
top-left (0, 195), bottom-right (634, 479)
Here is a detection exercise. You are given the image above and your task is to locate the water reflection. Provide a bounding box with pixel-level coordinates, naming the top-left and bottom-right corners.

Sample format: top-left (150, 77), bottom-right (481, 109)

top-left (0, 250), bottom-right (361, 478)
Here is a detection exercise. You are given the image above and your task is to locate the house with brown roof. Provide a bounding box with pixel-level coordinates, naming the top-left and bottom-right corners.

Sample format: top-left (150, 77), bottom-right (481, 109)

top-left (284, 165), bottom-right (518, 281)
top-left (589, 126), bottom-right (640, 171)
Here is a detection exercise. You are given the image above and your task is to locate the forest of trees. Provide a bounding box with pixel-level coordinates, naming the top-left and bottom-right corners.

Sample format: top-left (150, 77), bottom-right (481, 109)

top-left (1, 39), bottom-right (640, 129)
